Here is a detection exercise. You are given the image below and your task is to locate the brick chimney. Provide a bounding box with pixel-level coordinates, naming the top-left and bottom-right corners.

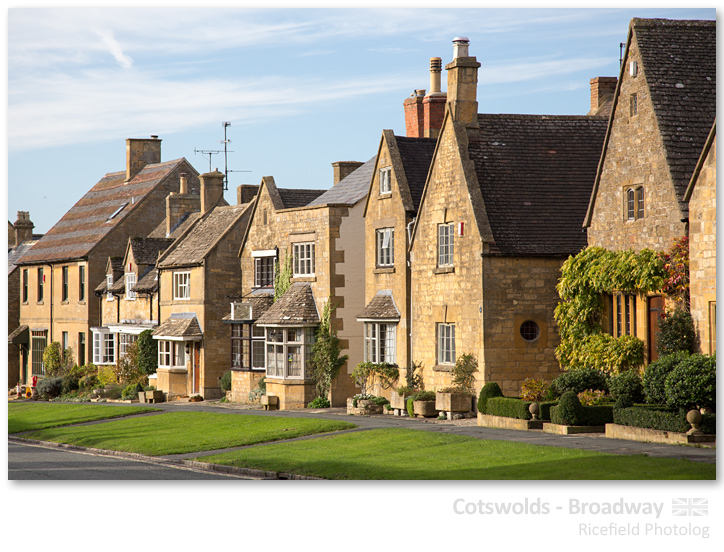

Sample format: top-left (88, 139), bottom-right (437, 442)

top-left (166, 173), bottom-right (200, 236)
top-left (423, 57), bottom-right (446, 139)
top-left (332, 161), bottom-right (363, 185)
top-left (403, 89), bottom-right (426, 138)
top-left (13, 211), bottom-right (34, 246)
top-left (588, 77), bottom-right (618, 116)
top-left (237, 184), bottom-right (260, 204)
top-left (446, 37), bottom-right (480, 135)
top-left (126, 136), bottom-right (162, 181)
top-left (200, 169), bottom-right (225, 214)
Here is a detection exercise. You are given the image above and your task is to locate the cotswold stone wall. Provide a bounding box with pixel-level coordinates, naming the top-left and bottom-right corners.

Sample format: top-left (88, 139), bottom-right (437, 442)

top-left (688, 137), bottom-right (716, 354)
top-left (587, 33), bottom-right (686, 252)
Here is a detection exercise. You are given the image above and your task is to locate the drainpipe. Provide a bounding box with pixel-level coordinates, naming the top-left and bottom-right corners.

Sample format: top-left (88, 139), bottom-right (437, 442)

top-left (45, 263), bottom-right (54, 343)
top-left (406, 217), bottom-right (416, 370)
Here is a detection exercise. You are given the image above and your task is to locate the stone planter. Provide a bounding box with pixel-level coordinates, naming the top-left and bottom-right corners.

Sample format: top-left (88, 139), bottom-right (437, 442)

top-left (346, 398), bottom-right (383, 415)
top-left (435, 392), bottom-right (472, 413)
top-left (261, 395), bottom-right (279, 410)
top-left (390, 390), bottom-right (413, 410)
top-left (146, 390), bottom-right (164, 403)
top-left (138, 392), bottom-right (147, 403)
top-left (413, 400), bottom-right (438, 417)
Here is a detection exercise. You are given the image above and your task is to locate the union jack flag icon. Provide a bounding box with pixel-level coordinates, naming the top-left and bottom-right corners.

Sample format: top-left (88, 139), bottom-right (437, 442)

top-left (672, 498), bottom-right (708, 516)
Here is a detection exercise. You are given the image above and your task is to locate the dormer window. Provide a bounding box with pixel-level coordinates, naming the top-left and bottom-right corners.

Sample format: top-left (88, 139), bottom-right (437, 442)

top-left (106, 275), bottom-right (114, 301)
top-left (125, 273), bottom-right (137, 300)
top-left (379, 167), bottom-right (392, 194)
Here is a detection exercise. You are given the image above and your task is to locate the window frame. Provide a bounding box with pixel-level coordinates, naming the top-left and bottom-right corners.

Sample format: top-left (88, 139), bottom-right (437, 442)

top-left (376, 228), bottom-right (395, 268)
top-left (231, 323), bottom-right (266, 371)
top-left (264, 326), bottom-right (316, 380)
top-left (79, 265), bottom-right (86, 302)
top-left (106, 275), bottom-right (114, 301)
top-left (254, 256), bottom-right (276, 288)
top-left (437, 323), bottom-right (456, 365)
top-left (118, 333), bottom-right (138, 358)
top-left (364, 322), bottom-right (397, 364)
top-left (437, 223), bottom-right (455, 267)
top-left (173, 271), bottom-right (191, 300)
top-left (125, 272), bottom-right (137, 300)
top-left (292, 242), bottom-right (315, 277)
top-left (31, 330), bottom-right (47, 376)
top-left (22, 269), bottom-right (28, 303)
top-left (93, 329), bottom-right (116, 365)
top-left (379, 167), bottom-right (392, 195)
top-left (37, 267), bottom-right (44, 302)
top-left (61, 266), bottom-right (69, 302)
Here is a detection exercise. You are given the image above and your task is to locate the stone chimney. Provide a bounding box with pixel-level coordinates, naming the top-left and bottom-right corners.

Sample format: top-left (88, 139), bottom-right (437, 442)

top-left (13, 211), bottom-right (34, 246)
top-left (446, 37), bottom-right (481, 135)
top-left (588, 77), bottom-right (618, 116)
top-left (332, 161), bottom-right (363, 185)
top-left (237, 184), bottom-right (260, 205)
top-left (200, 169), bottom-right (225, 214)
top-left (423, 57), bottom-right (447, 139)
top-left (126, 136), bottom-right (162, 181)
top-left (166, 173), bottom-right (200, 237)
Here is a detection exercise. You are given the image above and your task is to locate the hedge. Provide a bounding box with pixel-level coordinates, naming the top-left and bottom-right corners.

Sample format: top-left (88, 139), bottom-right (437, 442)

top-left (613, 406), bottom-right (716, 435)
top-left (485, 397), bottom-right (558, 420)
top-left (550, 404), bottom-right (614, 426)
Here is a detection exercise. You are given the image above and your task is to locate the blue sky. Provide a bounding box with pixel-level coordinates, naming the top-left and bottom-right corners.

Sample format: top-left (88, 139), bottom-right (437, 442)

top-left (5, 6), bottom-right (716, 233)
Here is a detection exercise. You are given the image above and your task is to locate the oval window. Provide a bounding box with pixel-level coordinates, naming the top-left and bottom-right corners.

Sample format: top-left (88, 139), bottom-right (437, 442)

top-left (520, 320), bottom-right (540, 342)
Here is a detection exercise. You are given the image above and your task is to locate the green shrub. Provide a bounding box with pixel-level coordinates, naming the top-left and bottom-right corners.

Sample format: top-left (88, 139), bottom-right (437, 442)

top-left (78, 374), bottom-right (98, 391)
top-left (614, 406), bottom-right (716, 434)
top-left (406, 397), bottom-right (415, 418)
top-left (410, 391), bottom-right (436, 402)
top-left (486, 397), bottom-right (532, 420)
top-left (451, 353), bottom-right (478, 391)
top-left (664, 353), bottom-right (716, 411)
top-left (577, 389), bottom-right (607, 406)
top-left (580, 405), bottom-right (614, 425)
top-left (370, 396), bottom-right (390, 407)
top-left (642, 352), bottom-right (690, 404)
top-left (608, 369), bottom-right (644, 404)
top-left (137, 329), bottom-right (158, 375)
top-left (405, 361), bottom-right (424, 391)
top-left (61, 372), bottom-right (81, 395)
top-left (519, 378), bottom-right (550, 402)
top-left (477, 382), bottom-right (504, 414)
top-left (121, 382), bottom-right (144, 400)
top-left (554, 368), bottom-right (608, 395)
top-left (553, 391), bottom-right (583, 425)
top-left (102, 383), bottom-right (123, 400)
top-left (657, 308), bottom-right (696, 356)
top-left (307, 396), bottom-right (331, 409)
top-left (220, 370), bottom-right (232, 392)
top-left (37, 377), bottom-right (64, 400)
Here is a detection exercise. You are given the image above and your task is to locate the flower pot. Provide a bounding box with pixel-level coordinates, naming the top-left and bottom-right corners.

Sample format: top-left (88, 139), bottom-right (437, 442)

top-left (413, 400), bottom-right (438, 417)
top-left (390, 390), bottom-right (412, 410)
top-left (435, 392), bottom-right (472, 413)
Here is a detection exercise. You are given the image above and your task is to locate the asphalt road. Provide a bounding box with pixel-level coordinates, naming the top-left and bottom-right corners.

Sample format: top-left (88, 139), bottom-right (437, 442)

top-left (8, 441), bottom-right (253, 480)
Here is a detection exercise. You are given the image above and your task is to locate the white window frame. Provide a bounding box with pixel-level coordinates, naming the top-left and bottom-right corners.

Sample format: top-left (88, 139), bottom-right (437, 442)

top-left (293, 242), bottom-right (315, 277)
top-left (376, 228), bottom-right (394, 267)
top-left (118, 333), bottom-right (138, 358)
top-left (173, 271), bottom-right (191, 300)
top-left (125, 272), bottom-right (137, 300)
top-left (379, 167), bottom-right (392, 194)
top-left (438, 223), bottom-right (455, 267)
top-left (364, 322), bottom-right (397, 364)
top-left (264, 326), bottom-right (316, 380)
top-left (93, 329), bottom-right (115, 365)
top-left (254, 254), bottom-right (276, 288)
top-left (174, 342), bottom-right (186, 367)
top-left (106, 275), bottom-right (114, 301)
top-left (437, 323), bottom-right (455, 365)
top-left (158, 340), bottom-right (172, 367)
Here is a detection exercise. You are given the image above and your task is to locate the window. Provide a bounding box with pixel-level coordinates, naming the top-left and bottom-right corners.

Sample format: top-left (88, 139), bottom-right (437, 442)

top-left (93, 330), bottom-right (115, 365)
top-left (630, 93), bottom-right (637, 117)
top-left (158, 340), bottom-right (172, 367)
top-left (364, 323), bottom-right (397, 364)
top-left (293, 242), bottom-right (315, 276)
top-left (62, 266), bottom-right (69, 301)
top-left (438, 223), bottom-right (454, 266)
top-left (119, 333), bottom-right (138, 358)
top-left (62, 332), bottom-right (69, 352)
top-left (31, 331), bottom-right (47, 376)
top-left (609, 293), bottom-right (637, 338)
top-left (174, 342), bottom-right (186, 367)
top-left (254, 257), bottom-right (275, 287)
top-left (232, 323), bottom-right (266, 370)
top-left (106, 275), bottom-right (114, 301)
top-left (79, 266), bottom-right (85, 302)
top-left (79, 333), bottom-right (85, 366)
top-left (379, 167), bottom-right (391, 194)
top-left (125, 273), bottom-right (137, 300)
top-left (37, 267), bottom-right (44, 302)
top-left (627, 189), bottom-right (636, 221)
top-left (173, 271), bottom-right (190, 299)
top-left (22, 269), bottom-right (28, 303)
top-left (637, 187), bottom-right (644, 219)
top-left (376, 228), bottom-right (394, 267)
top-left (265, 326), bottom-right (316, 379)
top-left (437, 323), bottom-right (455, 365)
top-left (520, 320), bottom-right (540, 342)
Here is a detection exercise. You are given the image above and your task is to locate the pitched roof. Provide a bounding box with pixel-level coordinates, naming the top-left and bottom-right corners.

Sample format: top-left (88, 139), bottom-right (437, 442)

top-left (468, 114), bottom-right (607, 257)
top-left (133, 267), bottom-right (159, 293)
top-left (277, 188), bottom-right (327, 209)
top-left (633, 19), bottom-right (716, 207)
top-left (19, 159), bottom-right (188, 264)
top-left (159, 204), bottom-right (252, 268)
top-left (222, 293), bottom-right (274, 321)
top-left (307, 157), bottom-right (376, 207)
top-left (357, 291), bottom-right (400, 320)
top-left (147, 211), bottom-right (201, 239)
top-left (152, 312), bottom-right (203, 339)
top-left (8, 240), bottom-right (38, 276)
top-left (394, 136), bottom-right (437, 212)
top-left (684, 120), bottom-right (716, 203)
top-left (129, 237), bottom-right (174, 266)
top-left (256, 283), bottom-right (319, 325)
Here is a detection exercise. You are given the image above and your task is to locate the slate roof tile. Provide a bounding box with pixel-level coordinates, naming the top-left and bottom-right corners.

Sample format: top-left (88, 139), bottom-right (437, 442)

top-left (256, 283), bottom-right (319, 325)
top-left (357, 291), bottom-right (400, 320)
top-left (307, 157), bottom-right (376, 207)
top-left (278, 188), bottom-right (327, 209)
top-left (395, 136), bottom-right (437, 212)
top-left (129, 237), bottom-right (174, 266)
top-left (152, 313), bottom-right (203, 339)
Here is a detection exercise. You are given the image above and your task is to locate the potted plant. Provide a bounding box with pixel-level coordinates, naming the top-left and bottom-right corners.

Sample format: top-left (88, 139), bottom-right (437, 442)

top-left (409, 391), bottom-right (438, 417)
top-left (436, 353), bottom-right (478, 414)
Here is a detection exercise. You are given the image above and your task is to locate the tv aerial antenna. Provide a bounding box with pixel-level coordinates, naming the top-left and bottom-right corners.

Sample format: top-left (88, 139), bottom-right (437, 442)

top-left (219, 121), bottom-right (250, 190)
top-left (193, 147), bottom-right (222, 173)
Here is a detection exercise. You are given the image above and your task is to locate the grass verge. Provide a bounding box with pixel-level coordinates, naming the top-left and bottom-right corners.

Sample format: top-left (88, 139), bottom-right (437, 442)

top-left (20, 411), bottom-right (356, 455)
top-left (198, 428), bottom-right (716, 480)
top-left (8, 402), bottom-right (160, 434)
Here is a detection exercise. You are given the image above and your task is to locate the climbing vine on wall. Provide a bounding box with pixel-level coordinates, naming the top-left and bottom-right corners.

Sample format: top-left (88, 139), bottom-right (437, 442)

top-left (273, 252), bottom-right (292, 302)
top-left (659, 236), bottom-right (689, 309)
top-left (555, 246), bottom-right (666, 374)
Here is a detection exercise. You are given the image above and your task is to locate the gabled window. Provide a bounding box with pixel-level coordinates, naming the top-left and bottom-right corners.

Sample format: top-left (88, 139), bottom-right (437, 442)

top-left (61, 266), bottom-right (69, 302)
top-left (437, 323), bottom-right (455, 365)
top-left (37, 267), bottom-right (44, 302)
top-left (22, 269), bottom-right (28, 303)
top-left (79, 265), bottom-right (86, 302)
top-left (364, 322), bottom-right (397, 364)
top-left (106, 275), bottom-right (114, 301)
top-left (293, 243), bottom-right (315, 276)
top-left (125, 273), bottom-right (137, 300)
top-left (379, 167), bottom-right (392, 194)
top-left (438, 223), bottom-right (455, 267)
top-left (376, 228), bottom-right (394, 267)
top-left (173, 271), bottom-right (191, 300)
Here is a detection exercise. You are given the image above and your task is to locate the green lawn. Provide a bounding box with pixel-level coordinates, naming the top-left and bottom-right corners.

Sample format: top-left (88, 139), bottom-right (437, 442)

top-left (20, 411), bottom-right (357, 455)
top-left (198, 428), bottom-right (716, 480)
top-left (8, 402), bottom-right (160, 434)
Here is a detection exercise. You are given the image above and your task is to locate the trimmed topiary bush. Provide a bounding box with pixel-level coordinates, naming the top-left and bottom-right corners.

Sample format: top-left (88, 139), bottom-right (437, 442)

top-left (37, 377), bottom-right (64, 400)
top-left (657, 308), bottom-right (696, 357)
top-left (485, 397), bottom-right (558, 420)
top-left (608, 369), bottom-right (644, 404)
top-left (664, 353), bottom-right (716, 411)
top-left (477, 382), bottom-right (504, 414)
top-left (553, 391), bottom-right (583, 425)
top-left (642, 351), bottom-right (690, 405)
top-left (614, 406), bottom-right (715, 434)
top-left (220, 370), bottom-right (232, 392)
top-left (554, 368), bottom-right (608, 395)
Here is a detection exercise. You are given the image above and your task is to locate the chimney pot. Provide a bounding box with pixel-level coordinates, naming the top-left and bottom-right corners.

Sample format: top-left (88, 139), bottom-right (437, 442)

top-left (179, 173), bottom-right (188, 194)
top-left (452, 37), bottom-right (470, 58)
top-left (429, 57), bottom-right (442, 95)
top-left (13, 210), bottom-right (34, 246)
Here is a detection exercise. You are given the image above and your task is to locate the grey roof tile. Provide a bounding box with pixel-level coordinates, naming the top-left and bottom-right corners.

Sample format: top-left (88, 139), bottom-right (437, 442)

top-left (357, 291), bottom-right (400, 320)
top-left (307, 157), bottom-right (376, 206)
top-left (152, 312), bottom-right (203, 339)
top-left (256, 283), bottom-right (319, 325)
top-left (395, 137), bottom-right (437, 212)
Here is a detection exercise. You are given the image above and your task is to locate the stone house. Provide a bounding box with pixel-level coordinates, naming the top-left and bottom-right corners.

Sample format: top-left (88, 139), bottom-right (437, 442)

top-left (7, 211), bottom-right (43, 387)
top-left (12, 137), bottom-right (200, 382)
top-left (684, 121), bottom-right (716, 355)
top-left (151, 170), bottom-right (256, 399)
top-left (408, 38), bottom-right (608, 395)
top-left (583, 18), bottom-right (715, 363)
top-left (235, 160), bottom-right (373, 409)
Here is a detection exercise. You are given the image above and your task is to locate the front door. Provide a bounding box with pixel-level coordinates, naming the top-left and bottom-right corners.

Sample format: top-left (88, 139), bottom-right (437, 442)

top-left (193, 344), bottom-right (201, 395)
top-left (648, 295), bottom-right (665, 363)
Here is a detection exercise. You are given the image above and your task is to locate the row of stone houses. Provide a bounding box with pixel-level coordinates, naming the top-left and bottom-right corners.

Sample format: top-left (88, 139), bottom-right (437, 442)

top-left (9, 18), bottom-right (714, 410)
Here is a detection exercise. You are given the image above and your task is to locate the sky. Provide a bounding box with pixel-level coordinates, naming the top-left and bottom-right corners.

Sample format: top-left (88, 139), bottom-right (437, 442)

top-left (4, 6), bottom-right (716, 234)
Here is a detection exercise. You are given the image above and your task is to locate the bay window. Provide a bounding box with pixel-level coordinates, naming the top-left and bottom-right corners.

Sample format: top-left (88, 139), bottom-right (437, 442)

top-left (364, 322), bottom-right (397, 364)
top-left (265, 326), bottom-right (316, 379)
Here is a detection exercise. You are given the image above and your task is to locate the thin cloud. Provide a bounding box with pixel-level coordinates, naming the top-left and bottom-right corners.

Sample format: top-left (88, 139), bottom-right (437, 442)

top-left (93, 28), bottom-right (134, 69)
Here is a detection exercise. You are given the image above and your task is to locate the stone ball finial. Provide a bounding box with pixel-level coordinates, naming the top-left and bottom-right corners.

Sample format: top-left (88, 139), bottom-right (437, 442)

top-left (529, 402), bottom-right (540, 421)
top-left (686, 409), bottom-right (703, 435)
